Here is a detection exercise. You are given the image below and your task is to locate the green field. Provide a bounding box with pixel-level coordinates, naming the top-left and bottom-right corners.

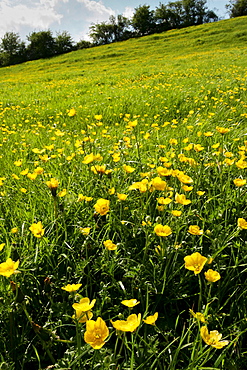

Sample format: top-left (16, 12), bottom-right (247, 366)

top-left (0, 15), bottom-right (247, 370)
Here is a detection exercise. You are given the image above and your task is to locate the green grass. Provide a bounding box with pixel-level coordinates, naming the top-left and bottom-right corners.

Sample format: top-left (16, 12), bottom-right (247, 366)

top-left (0, 16), bottom-right (247, 370)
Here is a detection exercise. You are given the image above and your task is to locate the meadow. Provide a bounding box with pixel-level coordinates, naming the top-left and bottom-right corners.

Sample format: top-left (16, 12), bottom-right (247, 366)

top-left (0, 15), bottom-right (247, 370)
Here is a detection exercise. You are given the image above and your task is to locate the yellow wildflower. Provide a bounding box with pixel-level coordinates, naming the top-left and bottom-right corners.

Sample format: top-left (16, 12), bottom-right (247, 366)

top-left (84, 317), bottom-right (109, 349)
top-left (80, 227), bottom-right (91, 236)
top-left (200, 326), bottom-right (229, 349)
top-left (0, 258), bottom-right (20, 277)
top-left (62, 283), bottom-right (82, 292)
top-left (94, 199), bottom-right (110, 216)
top-left (103, 240), bottom-right (117, 251)
top-left (233, 178), bottom-right (246, 187)
top-left (72, 297), bottom-right (96, 312)
top-left (189, 309), bottom-right (207, 323)
top-left (238, 218), bottom-right (247, 229)
top-left (171, 210), bottom-right (182, 217)
top-left (188, 225), bottom-right (203, 235)
top-left (184, 252), bottom-right (207, 274)
top-left (121, 299), bottom-right (140, 308)
top-left (68, 108), bottom-right (76, 117)
top-left (175, 193), bottom-right (191, 205)
top-left (29, 221), bottom-right (45, 238)
top-left (143, 312), bottom-right (158, 325)
top-left (154, 224), bottom-right (172, 237)
top-left (111, 314), bottom-right (141, 332)
top-left (117, 193), bottom-right (128, 201)
top-left (204, 269), bottom-right (221, 282)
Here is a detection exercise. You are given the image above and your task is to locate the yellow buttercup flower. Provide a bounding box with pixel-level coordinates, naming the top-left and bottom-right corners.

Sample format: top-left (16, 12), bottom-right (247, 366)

top-left (84, 317), bottom-right (109, 349)
top-left (143, 312), bottom-right (158, 325)
top-left (62, 283), bottom-right (82, 292)
top-left (216, 126), bottom-right (230, 134)
top-left (154, 224), bottom-right (172, 237)
top-left (94, 198), bottom-right (110, 216)
top-left (0, 258), bottom-right (20, 277)
top-left (108, 187), bottom-right (115, 195)
top-left (171, 210), bottom-right (182, 217)
top-left (188, 225), bottom-right (203, 235)
top-left (175, 193), bottom-right (191, 205)
top-left (46, 178), bottom-right (59, 196)
top-left (237, 218), bottom-right (247, 229)
top-left (184, 252), bottom-right (207, 274)
top-left (204, 269), bottom-right (221, 282)
top-left (197, 191), bottom-right (205, 196)
top-left (177, 174), bottom-right (193, 184)
top-left (200, 326), bottom-right (229, 349)
top-left (123, 164), bottom-right (135, 173)
top-left (80, 227), bottom-right (91, 236)
top-left (57, 189), bottom-right (67, 197)
top-left (73, 310), bottom-right (93, 323)
top-left (117, 193), bottom-right (128, 201)
top-left (68, 108), bottom-right (76, 117)
top-left (11, 227), bottom-right (18, 234)
top-left (189, 309), bottom-right (207, 323)
top-left (157, 197), bottom-right (172, 205)
top-left (73, 297), bottom-right (96, 311)
top-left (29, 221), bottom-right (45, 238)
top-left (121, 299), bottom-right (140, 308)
top-left (111, 313), bottom-right (141, 332)
top-left (150, 177), bottom-right (167, 191)
top-left (91, 165), bottom-right (106, 174)
top-left (103, 240), bottom-right (117, 251)
top-left (233, 178), bottom-right (246, 187)
top-left (34, 166), bottom-right (44, 174)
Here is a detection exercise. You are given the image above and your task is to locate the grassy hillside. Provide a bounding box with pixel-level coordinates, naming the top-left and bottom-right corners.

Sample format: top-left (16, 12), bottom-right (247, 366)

top-left (0, 16), bottom-right (247, 370)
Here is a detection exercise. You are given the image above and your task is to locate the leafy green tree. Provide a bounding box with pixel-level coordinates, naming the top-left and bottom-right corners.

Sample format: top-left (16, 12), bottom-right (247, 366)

top-left (182, 0), bottom-right (208, 26)
top-left (26, 30), bottom-right (55, 60)
top-left (131, 5), bottom-right (156, 36)
top-left (89, 22), bottom-right (115, 45)
top-left (76, 40), bottom-right (93, 49)
top-left (55, 31), bottom-right (74, 54)
top-left (226, 0), bottom-right (247, 17)
top-left (0, 32), bottom-right (26, 66)
top-left (155, 2), bottom-right (184, 30)
top-left (108, 14), bottom-right (132, 42)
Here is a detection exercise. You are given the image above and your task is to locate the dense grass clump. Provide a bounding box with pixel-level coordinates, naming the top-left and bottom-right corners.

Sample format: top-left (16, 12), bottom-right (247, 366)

top-left (0, 16), bottom-right (247, 370)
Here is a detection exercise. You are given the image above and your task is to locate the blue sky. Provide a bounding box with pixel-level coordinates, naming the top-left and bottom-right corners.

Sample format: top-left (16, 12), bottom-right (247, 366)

top-left (0, 0), bottom-right (230, 43)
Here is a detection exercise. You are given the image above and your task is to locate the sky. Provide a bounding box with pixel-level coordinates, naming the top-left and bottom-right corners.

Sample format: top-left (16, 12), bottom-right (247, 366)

top-left (0, 0), bottom-right (230, 43)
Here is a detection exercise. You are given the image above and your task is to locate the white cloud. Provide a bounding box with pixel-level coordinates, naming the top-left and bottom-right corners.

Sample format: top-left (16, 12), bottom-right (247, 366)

top-left (76, 0), bottom-right (114, 16)
top-left (0, 0), bottom-right (116, 42)
top-left (123, 6), bottom-right (134, 19)
top-left (0, 0), bottom-right (64, 38)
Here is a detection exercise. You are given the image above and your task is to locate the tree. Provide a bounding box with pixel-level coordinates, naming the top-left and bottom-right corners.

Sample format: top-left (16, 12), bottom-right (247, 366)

top-left (226, 0), bottom-right (247, 17)
top-left (155, 2), bottom-right (184, 30)
top-left (108, 15), bottom-right (132, 42)
top-left (55, 31), bottom-right (74, 54)
top-left (131, 5), bottom-right (156, 36)
top-left (182, 0), bottom-right (208, 26)
top-left (0, 32), bottom-right (26, 66)
top-left (26, 30), bottom-right (55, 60)
top-left (76, 40), bottom-right (93, 49)
top-left (89, 22), bottom-right (114, 45)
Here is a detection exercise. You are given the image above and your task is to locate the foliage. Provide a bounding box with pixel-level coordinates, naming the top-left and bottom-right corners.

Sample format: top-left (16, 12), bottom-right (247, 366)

top-left (0, 16), bottom-right (247, 370)
top-left (226, 0), bottom-right (247, 17)
top-left (0, 32), bottom-right (26, 66)
top-left (26, 30), bottom-right (56, 60)
top-left (55, 31), bottom-right (74, 55)
top-left (131, 4), bottom-right (156, 36)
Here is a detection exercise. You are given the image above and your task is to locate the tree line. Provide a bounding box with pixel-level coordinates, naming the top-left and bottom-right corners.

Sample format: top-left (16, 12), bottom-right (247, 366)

top-left (0, 0), bottom-right (246, 67)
